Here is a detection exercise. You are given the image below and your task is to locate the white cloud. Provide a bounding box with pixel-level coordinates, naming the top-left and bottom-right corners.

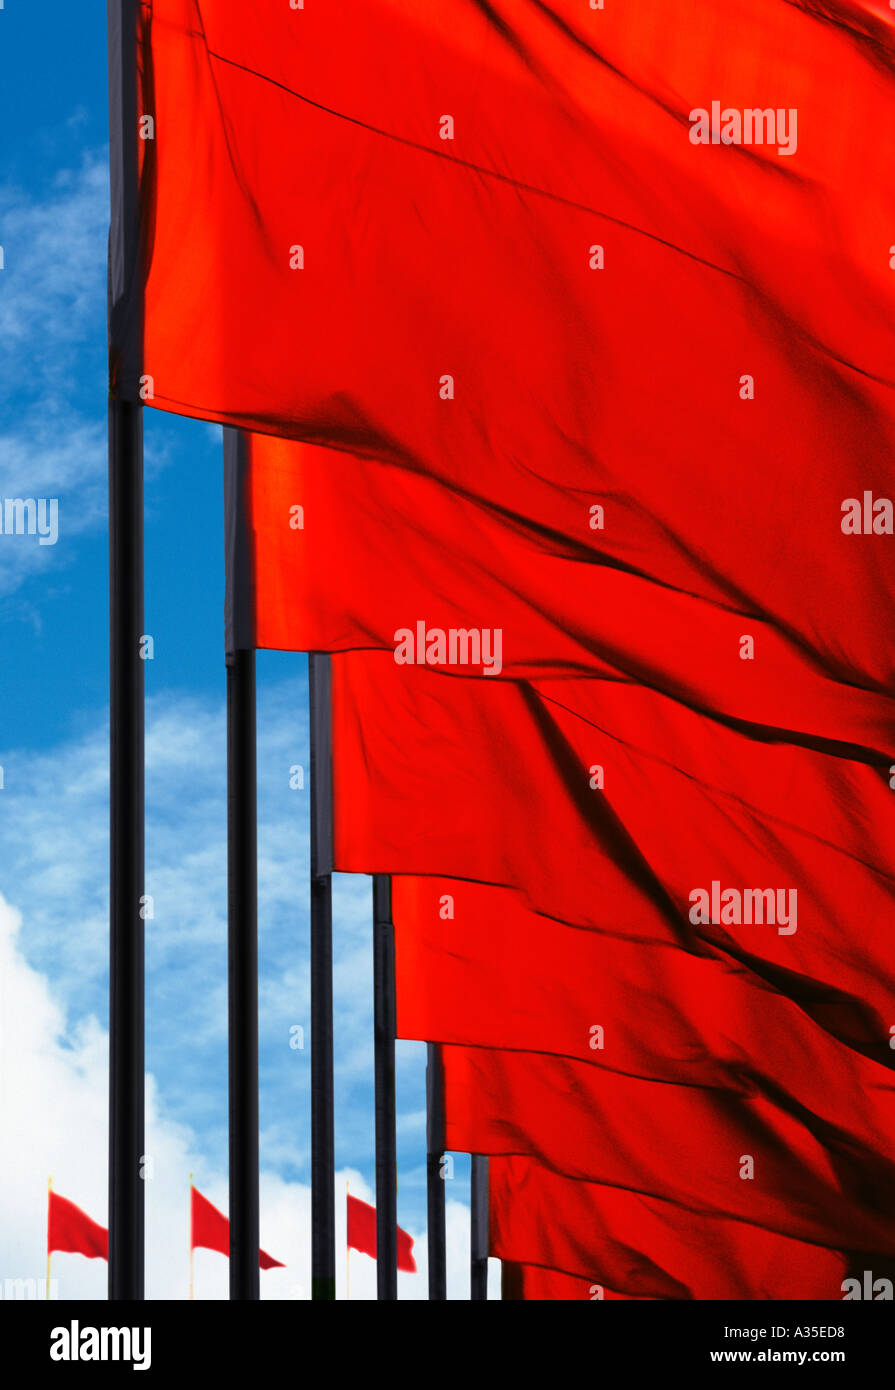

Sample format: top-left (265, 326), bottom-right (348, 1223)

top-left (0, 153), bottom-right (182, 601)
top-left (0, 890), bottom-right (479, 1299)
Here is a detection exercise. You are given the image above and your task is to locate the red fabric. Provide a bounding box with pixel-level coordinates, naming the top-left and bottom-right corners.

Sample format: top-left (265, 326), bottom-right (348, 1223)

top-left (346, 1193), bottom-right (417, 1273)
top-left (393, 876), bottom-right (895, 1168)
top-left (47, 1191), bottom-right (107, 1260)
top-left (333, 654), bottom-right (895, 1060)
top-left (501, 1263), bottom-right (652, 1302)
top-left (138, 4), bottom-right (895, 720)
top-left (190, 1186), bottom-right (284, 1269)
top-left (134, 2), bottom-right (895, 1298)
top-left (137, 6), bottom-right (895, 691)
top-left (489, 1157), bottom-right (855, 1301)
top-left (247, 428), bottom-right (895, 750)
top-left (441, 1044), bottom-right (895, 1256)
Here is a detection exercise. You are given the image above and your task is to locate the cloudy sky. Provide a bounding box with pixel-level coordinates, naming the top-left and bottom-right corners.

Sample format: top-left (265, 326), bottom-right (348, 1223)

top-left (0, 5), bottom-right (482, 1299)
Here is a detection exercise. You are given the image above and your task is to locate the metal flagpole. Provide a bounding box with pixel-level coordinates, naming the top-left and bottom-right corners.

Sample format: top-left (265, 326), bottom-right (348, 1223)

top-left (309, 653), bottom-right (336, 1299)
top-left (189, 1174), bottom-right (195, 1301)
top-left (373, 874), bottom-right (398, 1299)
top-left (224, 429), bottom-right (260, 1300)
top-left (46, 1177), bottom-right (53, 1300)
top-left (426, 1044), bottom-right (447, 1299)
top-left (345, 1180), bottom-right (351, 1301)
top-left (470, 1155), bottom-right (489, 1300)
top-left (107, 0), bottom-right (145, 1302)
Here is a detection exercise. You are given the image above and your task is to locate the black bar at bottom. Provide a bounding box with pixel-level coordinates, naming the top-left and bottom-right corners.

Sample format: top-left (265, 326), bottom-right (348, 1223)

top-left (108, 396), bottom-right (145, 1301)
top-left (226, 648), bottom-right (259, 1300)
top-left (426, 1043), bottom-right (447, 1300)
top-left (373, 874), bottom-right (397, 1299)
top-left (470, 1155), bottom-right (489, 1301)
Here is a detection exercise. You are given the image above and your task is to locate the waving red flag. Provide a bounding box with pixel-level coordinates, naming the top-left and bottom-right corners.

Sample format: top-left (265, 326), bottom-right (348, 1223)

top-left (440, 1045), bottom-right (895, 1258)
top-left (131, 7), bottom-right (895, 634)
top-left (392, 876), bottom-right (895, 1166)
top-left (138, 2), bottom-right (895, 724)
top-left (489, 1157), bottom-right (856, 1302)
top-left (190, 1185), bottom-right (284, 1270)
top-left (47, 1190), bottom-right (107, 1260)
top-left (331, 653), bottom-right (895, 1059)
top-left (346, 1193), bottom-right (417, 1274)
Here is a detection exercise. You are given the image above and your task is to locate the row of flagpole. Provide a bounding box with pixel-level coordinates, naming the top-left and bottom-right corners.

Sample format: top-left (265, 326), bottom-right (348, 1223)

top-left (107, 0), bottom-right (480, 1303)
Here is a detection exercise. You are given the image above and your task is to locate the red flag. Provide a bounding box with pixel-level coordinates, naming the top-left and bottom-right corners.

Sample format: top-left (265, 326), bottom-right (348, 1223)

top-left (131, 8), bottom-right (895, 664)
top-left (489, 1157), bottom-right (855, 1302)
top-left (47, 1190), bottom-right (107, 1260)
top-left (332, 653), bottom-right (895, 1059)
top-left (190, 1185), bottom-right (284, 1270)
top-left (247, 427), bottom-right (895, 746)
top-left (346, 1193), bottom-right (417, 1274)
top-left (392, 876), bottom-right (895, 1168)
top-left (136, 5), bottom-right (895, 725)
top-left (440, 1044), bottom-right (895, 1257)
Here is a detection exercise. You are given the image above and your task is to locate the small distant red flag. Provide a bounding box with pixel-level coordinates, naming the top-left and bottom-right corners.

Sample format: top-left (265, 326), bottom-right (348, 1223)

top-left (347, 1192), bottom-right (416, 1273)
top-left (47, 1190), bottom-right (107, 1260)
top-left (190, 1185), bottom-right (284, 1270)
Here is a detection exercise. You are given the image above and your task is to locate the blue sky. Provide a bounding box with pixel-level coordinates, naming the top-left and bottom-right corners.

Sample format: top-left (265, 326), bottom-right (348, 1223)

top-left (0, 4), bottom-right (475, 1298)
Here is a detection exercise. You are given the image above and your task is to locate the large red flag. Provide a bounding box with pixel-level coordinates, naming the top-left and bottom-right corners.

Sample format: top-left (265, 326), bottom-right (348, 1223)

top-left (331, 653), bottom-right (895, 1061)
top-left (131, 6), bottom-right (895, 608)
top-left (136, 4), bottom-right (895, 724)
top-left (392, 876), bottom-right (895, 1168)
top-left (346, 1193), bottom-right (417, 1274)
top-left (190, 1185), bottom-right (284, 1270)
top-left (439, 1043), bottom-right (895, 1257)
top-left (47, 1190), bottom-right (107, 1260)
top-left (488, 1157), bottom-right (857, 1301)
top-left (246, 427), bottom-right (895, 740)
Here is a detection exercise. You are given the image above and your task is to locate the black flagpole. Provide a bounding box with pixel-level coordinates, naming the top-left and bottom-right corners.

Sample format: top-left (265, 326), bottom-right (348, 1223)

top-left (426, 1043), bottom-right (447, 1300)
top-left (224, 430), bottom-right (260, 1299)
top-left (107, 0), bottom-right (144, 1302)
top-left (373, 874), bottom-right (397, 1299)
top-left (470, 1155), bottom-right (489, 1300)
top-left (309, 653), bottom-right (336, 1299)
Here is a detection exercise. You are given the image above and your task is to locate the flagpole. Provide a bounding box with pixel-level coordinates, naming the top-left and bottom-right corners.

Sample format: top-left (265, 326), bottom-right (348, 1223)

top-left (373, 874), bottom-right (398, 1300)
top-left (224, 430), bottom-right (260, 1300)
top-left (426, 1045), bottom-right (447, 1300)
top-left (107, 0), bottom-right (145, 1302)
top-left (189, 1173), bottom-right (194, 1301)
top-left (345, 1180), bottom-right (350, 1302)
top-left (470, 1155), bottom-right (489, 1300)
top-left (309, 653), bottom-right (336, 1300)
top-left (46, 1176), bottom-right (52, 1300)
